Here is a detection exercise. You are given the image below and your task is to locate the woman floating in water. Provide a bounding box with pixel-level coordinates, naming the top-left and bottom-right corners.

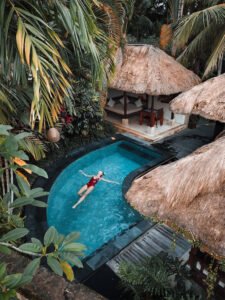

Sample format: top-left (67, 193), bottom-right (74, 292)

top-left (72, 170), bottom-right (119, 208)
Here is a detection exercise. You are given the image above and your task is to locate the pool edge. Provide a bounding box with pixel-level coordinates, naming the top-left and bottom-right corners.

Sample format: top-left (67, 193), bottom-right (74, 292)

top-left (24, 134), bottom-right (175, 282)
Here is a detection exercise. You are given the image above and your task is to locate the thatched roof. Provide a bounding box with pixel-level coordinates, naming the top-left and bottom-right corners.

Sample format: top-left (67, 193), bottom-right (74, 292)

top-left (170, 73), bottom-right (225, 123)
top-left (109, 45), bottom-right (200, 95)
top-left (126, 136), bottom-right (225, 257)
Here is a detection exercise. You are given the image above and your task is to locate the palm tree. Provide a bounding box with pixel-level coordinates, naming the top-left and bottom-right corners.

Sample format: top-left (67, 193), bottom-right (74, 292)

top-left (173, 0), bottom-right (225, 77)
top-left (127, 0), bottom-right (167, 43)
top-left (0, 0), bottom-right (129, 133)
top-left (160, 0), bottom-right (186, 51)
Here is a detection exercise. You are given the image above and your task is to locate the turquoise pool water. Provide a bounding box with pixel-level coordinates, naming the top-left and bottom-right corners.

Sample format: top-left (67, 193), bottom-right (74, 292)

top-left (47, 141), bottom-right (160, 256)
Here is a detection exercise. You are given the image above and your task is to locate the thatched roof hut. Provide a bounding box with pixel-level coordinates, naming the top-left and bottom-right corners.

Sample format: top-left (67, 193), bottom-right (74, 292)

top-left (110, 45), bottom-right (200, 95)
top-left (170, 73), bottom-right (225, 123)
top-left (126, 136), bottom-right (225, 257)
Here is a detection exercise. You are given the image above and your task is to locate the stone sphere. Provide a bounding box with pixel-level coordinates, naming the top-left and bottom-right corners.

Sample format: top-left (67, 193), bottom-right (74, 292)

top-left (47, 128), bottom-right (60, 142)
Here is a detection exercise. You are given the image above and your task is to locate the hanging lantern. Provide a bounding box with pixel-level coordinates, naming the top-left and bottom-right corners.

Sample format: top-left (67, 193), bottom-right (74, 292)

top-left (47, 128), bottom-right (60, 142)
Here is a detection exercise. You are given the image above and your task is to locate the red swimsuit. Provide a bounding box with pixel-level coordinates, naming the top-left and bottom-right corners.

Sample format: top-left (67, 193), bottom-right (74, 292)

top-left (87, 177), bottom-right (100, 188)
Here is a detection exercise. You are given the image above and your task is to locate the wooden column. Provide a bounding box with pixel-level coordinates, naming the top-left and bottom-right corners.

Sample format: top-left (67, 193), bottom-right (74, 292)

top-left (150, 95), bottom-right (155, 127)
top-left (123, 91), bottom-right (127, 117)
top-left (151, 95), bottom-right (155, 110)
top-left (213, 121), bottom-right (224, 139)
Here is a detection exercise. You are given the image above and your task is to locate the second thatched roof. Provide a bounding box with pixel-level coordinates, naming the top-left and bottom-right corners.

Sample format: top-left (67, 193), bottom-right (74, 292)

top-left (170, 73), bottom-right (225, 123)
top-left (110, 45), bottom-right (200, 95)
top-left (126, 136), bottom-right (225, 258)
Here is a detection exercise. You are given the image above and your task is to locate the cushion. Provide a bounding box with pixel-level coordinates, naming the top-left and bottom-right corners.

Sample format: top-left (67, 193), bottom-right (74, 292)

top-left (135, 99), bottom-right (143, 107)
top-left (119, 97), bottom-right (130, 105)
top-left (107, 98), bottom-right (115, 107)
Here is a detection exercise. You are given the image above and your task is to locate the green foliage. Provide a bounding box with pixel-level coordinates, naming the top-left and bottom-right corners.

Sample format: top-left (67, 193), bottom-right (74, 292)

top-left (127, 0), bottom-right (167, 42)
top-left (0, 0), bottom-right (127, 131)
top-left (0, 226), bottom-right (85, 283)
top-left (1, 226), bottom-right (85, 278)
top-left (0, 262), bottom-right (33, 300)
top-left (61, 79), bottom-right (104, 138)
top-left (0, 224), bottom-right (86, 297)
top-left (0, 228), bottom-right (29, 243)
top-left (174, 2), bottom-right (225, 76)
top-left (0, 124), bottom-right (86, 298)
top-left (119, 252), bottom-right (201, 300)
top-left (203, 260), bottom-right (218, 300)
top-left (0, 126), bottom-right (48, 236)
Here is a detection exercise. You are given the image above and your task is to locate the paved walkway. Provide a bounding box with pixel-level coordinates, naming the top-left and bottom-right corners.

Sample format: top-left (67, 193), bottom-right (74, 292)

top-left (153, 118), bottom-right (215, 159)
top-left (124, 118), bottom-right (215, 159)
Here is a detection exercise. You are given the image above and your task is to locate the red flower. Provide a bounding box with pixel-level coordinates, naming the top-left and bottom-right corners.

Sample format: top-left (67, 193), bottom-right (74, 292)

top-left (65, 115), bottom-right (73, 124)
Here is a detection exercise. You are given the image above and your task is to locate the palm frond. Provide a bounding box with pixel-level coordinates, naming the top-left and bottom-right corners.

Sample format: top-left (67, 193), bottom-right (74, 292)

top-left (0, 0), bottom-right (126, 131)
top-left (18, 134), bottom-right (47, 160)
top-left (167, 0), bottom-right (180, 22)
top-left (0, 0), bottom-right (72, 130)
top-left (177, 25), bottom-right (213, 65)
top-left (174, 4), bottom-right (225, 48)
top-left (204, 27), bottom-right (225, 76)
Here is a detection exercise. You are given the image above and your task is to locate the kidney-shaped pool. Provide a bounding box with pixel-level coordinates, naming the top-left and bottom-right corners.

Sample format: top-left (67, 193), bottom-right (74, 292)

top-left (47, 141), bottom-right (162, 256)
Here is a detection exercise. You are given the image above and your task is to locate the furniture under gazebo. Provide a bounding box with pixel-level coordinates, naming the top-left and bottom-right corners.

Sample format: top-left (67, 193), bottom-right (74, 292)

top-left (106, 44), bottom-right (200, 128)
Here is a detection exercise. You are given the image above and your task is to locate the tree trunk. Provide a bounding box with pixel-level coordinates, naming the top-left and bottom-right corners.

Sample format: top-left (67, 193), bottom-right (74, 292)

top-left (177, 0), bottom-right (185, 20)
top-left (172, 0), bottom-right (185, 56)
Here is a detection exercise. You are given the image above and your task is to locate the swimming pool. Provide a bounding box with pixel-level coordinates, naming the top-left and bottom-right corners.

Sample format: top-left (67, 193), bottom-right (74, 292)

top-left (47, 141), bottom-right (162, 256)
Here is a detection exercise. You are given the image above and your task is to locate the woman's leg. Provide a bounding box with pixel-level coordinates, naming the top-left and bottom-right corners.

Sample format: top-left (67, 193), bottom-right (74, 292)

top-left (78, 184), bottom-right (88, 196)
top-left (73, 186), bottom-right (94, 208)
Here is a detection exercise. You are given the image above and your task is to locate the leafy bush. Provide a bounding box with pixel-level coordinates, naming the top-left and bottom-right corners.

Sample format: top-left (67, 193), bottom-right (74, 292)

top-left (0, 261), bottom-right (33, 300)
top-left (61, 79), bottom-right (104, 138)
top-left (0, 125), bottom-right (85, 298)
top-left (119, 252), bottom-right (202, 300)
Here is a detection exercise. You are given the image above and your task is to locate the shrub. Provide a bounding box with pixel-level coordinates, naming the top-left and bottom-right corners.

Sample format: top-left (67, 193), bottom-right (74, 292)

top-left (62, 79), bottom-right (105, 138)
top-left (119, 252), bottom-right (202, 300)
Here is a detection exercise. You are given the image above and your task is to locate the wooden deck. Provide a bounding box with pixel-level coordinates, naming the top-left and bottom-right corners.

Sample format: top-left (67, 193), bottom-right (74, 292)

top-left (107, 223), bottom-right (191, 274)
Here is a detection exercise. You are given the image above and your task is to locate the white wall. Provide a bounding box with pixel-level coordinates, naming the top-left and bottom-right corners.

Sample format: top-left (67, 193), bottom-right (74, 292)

top-left (148, 96), bottom-right (185, 125)
top-left (108, 90), bottom-right (186, 125)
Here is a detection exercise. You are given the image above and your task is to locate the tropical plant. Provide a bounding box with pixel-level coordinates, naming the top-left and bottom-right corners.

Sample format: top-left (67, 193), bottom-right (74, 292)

top-left (0, 261), bottom-right (33, 300)
top-left (60, 79), bottom-right (104, 138)
top-left (0, 0), bottom-right (129, 133)
top-left (0, 125), bottom-right (86, 298)
top-left (127, 0), bottom-right (167, 42)
top-left (119, 252), bottom-right (202, 300)
top-left (173, 0), bottom-right (225, 76)
top-left (159, 0), bottom-right (193, 51)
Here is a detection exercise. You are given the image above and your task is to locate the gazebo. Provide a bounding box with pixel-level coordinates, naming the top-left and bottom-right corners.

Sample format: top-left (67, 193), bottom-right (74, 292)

top-left (126, 136), bottom-right (225, 297)
top-left (126, 136), bottom-right (225, 257)
top-left (170, 73), bottom-right (225, 136)
top-left (106, 45), bottom-right (200, 130)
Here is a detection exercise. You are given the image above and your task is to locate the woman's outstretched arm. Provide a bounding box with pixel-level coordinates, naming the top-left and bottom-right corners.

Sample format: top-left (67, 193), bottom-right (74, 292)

top-left (101, 178), bottom-right (120, 184)
top-left (79, 170), bottom-right (93, 178)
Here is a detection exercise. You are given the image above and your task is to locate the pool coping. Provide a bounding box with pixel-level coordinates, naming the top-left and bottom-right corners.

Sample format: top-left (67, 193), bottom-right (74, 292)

top-left (24, 134), bottom-right (174, 282)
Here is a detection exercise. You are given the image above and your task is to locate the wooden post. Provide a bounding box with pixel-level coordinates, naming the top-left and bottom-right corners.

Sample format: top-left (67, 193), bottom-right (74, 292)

top-left (150, 95), bottom-right (155, 127)
top-left (124, 91), bottom-right (127, 117)
top-left (213, 121), bottom-right (224, 139)
top-left (145, 94), bottom-right (149, 109)
top-left (150, 111), bottom-right (156, 127)
top-left (151, 95), bottom-right (155, 110)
